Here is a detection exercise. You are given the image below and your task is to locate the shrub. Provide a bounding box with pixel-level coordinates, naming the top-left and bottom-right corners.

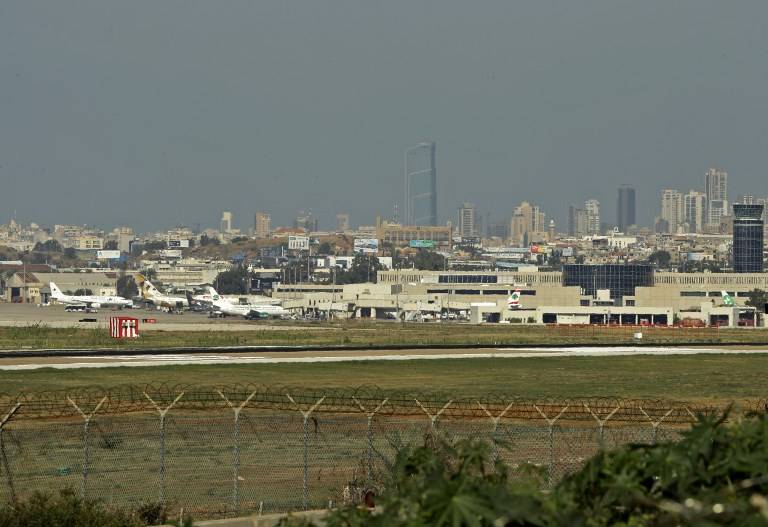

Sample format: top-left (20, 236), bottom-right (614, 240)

top-left (0, 490), bottom-right (143, 527)
top-left (554, 411), bottom-right (768, 526)
top-left (282, 414), bottom-right (768, 526)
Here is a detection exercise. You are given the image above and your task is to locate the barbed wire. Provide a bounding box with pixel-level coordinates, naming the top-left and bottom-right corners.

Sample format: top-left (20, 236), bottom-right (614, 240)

top-left (0, 384), bottom-right (763, 423)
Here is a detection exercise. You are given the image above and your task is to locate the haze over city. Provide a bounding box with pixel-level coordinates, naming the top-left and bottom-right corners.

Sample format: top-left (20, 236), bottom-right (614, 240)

top-left (2, 0), bottom-right (768, 231)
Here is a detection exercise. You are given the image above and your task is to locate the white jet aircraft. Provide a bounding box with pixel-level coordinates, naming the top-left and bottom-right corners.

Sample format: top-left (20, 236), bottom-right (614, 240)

top-left (50, 282), bottom-right (133, 309)
top-left (207, 287), bottom-right (288, 318)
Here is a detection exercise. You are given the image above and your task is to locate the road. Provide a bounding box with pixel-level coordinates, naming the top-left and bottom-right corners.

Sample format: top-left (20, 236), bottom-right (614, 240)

top-left (1, 345), bottom-right (767, 370)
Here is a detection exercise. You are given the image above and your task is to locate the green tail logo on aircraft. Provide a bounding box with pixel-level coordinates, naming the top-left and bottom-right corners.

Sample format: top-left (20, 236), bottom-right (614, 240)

top-left (721, 291), bottom-right (734, 306)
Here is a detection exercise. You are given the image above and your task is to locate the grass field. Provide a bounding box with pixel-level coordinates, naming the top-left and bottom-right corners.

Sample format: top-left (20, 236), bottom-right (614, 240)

top-left (1, 322), bottom-right (768, 350)
top-left (1, 353), bottom-right (767, 402)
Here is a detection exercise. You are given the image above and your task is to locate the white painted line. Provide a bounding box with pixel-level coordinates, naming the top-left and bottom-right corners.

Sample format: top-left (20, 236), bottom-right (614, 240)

top-left (0, 346), bottom-right (767, 370)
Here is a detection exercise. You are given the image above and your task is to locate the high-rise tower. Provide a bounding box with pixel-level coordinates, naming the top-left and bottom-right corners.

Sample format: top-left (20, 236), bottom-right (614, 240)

top-left (705, 168), bottom-right (728, 229)
top-left (617, 185), bottom-right (636, 233)
top-left (457, 202), bottom-right (477, 238)
top-left (404, 142), bottom-right (437, 226)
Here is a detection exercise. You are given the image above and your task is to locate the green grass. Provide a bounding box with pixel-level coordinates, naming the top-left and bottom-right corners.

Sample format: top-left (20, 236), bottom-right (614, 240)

top-left (1, 323), bottom-right (767, 350)
top-left (2, 354), bottom-right (767, 402)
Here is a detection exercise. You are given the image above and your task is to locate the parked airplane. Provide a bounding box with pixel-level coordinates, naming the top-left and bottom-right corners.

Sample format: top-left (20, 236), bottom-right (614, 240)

top-left (135, 274), bottom-right (188, 309)
top-left (207, 287), bottom-right (288, 318)
top-left (50, 282), bottom-right (133, 309)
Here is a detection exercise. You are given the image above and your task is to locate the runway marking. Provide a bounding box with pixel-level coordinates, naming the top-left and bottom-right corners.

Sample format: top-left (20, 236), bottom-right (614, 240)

top-left (0, 346), bottom-right (767, 370)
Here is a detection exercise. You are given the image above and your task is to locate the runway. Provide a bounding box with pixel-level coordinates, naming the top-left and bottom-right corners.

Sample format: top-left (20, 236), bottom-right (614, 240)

top-left (1, 345), bottom-right (766, 370)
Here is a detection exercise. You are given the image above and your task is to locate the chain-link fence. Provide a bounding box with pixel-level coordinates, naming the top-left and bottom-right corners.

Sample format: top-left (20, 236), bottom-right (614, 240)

top-left (0, 385), bottom-right (762, 519)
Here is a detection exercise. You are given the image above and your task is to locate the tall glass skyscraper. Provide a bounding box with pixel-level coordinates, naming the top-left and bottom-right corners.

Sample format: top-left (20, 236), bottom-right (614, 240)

top-left (404, 142), bottom-right (437, 226)
top-left (733, 204), bottom-right (764, 273)
top-left (617, 185), bottom-right (636, 233)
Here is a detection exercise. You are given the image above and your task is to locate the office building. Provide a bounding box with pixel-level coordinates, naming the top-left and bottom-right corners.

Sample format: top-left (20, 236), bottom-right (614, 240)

top-left (617, 185), bottom-right (636, 233)
top-left (457, 202), bottom-right (477, 238)
top-left (404, 141), bottom-right (437, 226)
top-left (254, 212), bottom-right (271, 239)
top-left (684, 191), bottom-right (706, 233)
top-left (732, 204), bottom-right (764, 273)
top-left (705, 167), bottom-right (728, 229)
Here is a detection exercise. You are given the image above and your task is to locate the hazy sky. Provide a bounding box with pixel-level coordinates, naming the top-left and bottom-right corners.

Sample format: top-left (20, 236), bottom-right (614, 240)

top-left (2, 1), bottom-right (767, 232)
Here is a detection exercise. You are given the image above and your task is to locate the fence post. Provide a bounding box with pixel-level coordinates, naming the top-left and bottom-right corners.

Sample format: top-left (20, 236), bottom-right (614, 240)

top-left (352, 397), bottom-right (388, 485)
top-left (286, 394), bottom-right (325, 510)
top-left (219, 390), bottom-right (257, 514)
top-left (414, 399), bottom-right (453, 431)
top-left (68, 396), bottom-right (108, 499)
top-left (639, 407), bottom-right (674, 444)
top-left (477, 402), bottom-right (515, 465)
top-left (583, 403), bottom-right (620, 451)
top-left (144, 392), bottom-right (184, 504)
top-left (0, 403), bottom-right (21, 503)
top-left (533, 405), bottom-right (569, 487)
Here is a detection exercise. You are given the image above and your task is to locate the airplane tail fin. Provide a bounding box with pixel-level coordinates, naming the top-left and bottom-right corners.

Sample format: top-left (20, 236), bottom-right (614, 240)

top-left (49, 282), bottom-right (63, 299)
top-left (136, 274), bottom-right (160, 298)
top-left (721, 291), bottom-right (734, 306)
top-left (208, 286), bottom-right (221, 301)
top-left (507, 290), bottom-right (521, 308)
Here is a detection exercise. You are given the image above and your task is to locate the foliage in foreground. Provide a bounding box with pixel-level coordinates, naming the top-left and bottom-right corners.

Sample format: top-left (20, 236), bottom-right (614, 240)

top-left (0, 490), bottom-right (145, 527)
top-left (282, 413), bottom-right (768, 526)
top-left (0, 492), bottom-right (191, 527)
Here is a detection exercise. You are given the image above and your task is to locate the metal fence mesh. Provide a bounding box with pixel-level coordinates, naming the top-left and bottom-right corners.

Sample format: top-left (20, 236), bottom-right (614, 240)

top-left (0, 386), bottom-right (756, 519)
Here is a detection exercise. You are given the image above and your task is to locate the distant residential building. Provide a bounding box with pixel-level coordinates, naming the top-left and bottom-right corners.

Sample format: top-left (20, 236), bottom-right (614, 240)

top-left (486, 222), bottom-right (509, 239)
top-left (684, 191), bottom-right (706, 233)
top-left (108, 227), bottom-right (135, 253)
top-left (220, 211), bottom-right (233, 233)
top-left (457, 202), bottom-right (477, 238)
top-left (509, 201), bottom-right (546, 246)
top-left (295, 210), bottom-right (318, 232)
top-left (336, 213), bottom-right (350, 232)
top-left (705, 167), bottom-right (728, 229)
top-left (568, 206), bottom-right (589, 237)
top-left (617, 185), bottom-right (636, 233)
top-left (660, 189), bottom-right (684, 234)
top-left (732, 204), bottom-right (764, 273)
top-left (585, 199), bottom-right (600, 235)
top-left (69, 236), bottom-right (104, 251)
top-left (254, 212), bottom-right (271, 239)
top-left (376, 220), bottom-right (451, 249)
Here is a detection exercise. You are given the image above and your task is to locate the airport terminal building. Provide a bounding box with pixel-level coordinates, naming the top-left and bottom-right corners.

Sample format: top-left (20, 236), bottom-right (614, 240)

top-left (274, 266), bottom-right (766, 326)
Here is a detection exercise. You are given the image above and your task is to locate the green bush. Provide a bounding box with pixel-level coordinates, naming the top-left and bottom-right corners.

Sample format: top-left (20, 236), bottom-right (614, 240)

top-left (282, 414), bottom-right (768, 526)
top-left (554, 411), bottom-right (768, 526)
top-left (0, 490), bottom-right (144, 527)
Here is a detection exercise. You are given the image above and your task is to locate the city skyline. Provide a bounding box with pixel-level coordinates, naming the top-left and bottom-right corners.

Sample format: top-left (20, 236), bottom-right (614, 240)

top-left (2, 2), bottom-right (768, 232)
